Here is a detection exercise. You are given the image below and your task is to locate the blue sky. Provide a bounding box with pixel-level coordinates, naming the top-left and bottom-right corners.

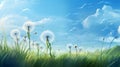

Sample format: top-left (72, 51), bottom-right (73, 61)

top-left (0, 0), bottom-right (120, 51)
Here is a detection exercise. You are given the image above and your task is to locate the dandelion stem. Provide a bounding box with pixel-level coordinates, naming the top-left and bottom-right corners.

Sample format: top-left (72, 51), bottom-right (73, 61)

top-left (75, 48), bottom-right (77, 56)
top-left (27, 28), bottom-right (31, 50)
top-left (46, 36), bottom-right (52, 57)
top-left (109, 38), bottom-right (115, 49)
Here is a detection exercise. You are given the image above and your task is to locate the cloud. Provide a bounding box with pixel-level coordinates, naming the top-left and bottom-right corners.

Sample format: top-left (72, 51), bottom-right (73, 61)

top-left (0, 15), bottom-right (52, 32)
top-left (80, 3), bottom-right (87, 9)
top-left (22, 8), bottom-right (30, 12)
top-left (69, 27), bottom-right (77, 32)
top-left (82, 5), bottom-right (120, 36)
top-left (0, 15), bottom-right (27, 32)
top-left (97, 1), bottom-right (111, 5)
top-left (0, 0), bottom-right (5, 10)
top-left (35, 18), bottom-right (52, 25)
top-left (0, 0), bottom-right (31, 16)
top-left (118, 26), bottom-right (120, 34)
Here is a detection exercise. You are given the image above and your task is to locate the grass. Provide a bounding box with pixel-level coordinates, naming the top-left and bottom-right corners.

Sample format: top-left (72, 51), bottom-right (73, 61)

top-left (0, 40), bottom-right (120, 67)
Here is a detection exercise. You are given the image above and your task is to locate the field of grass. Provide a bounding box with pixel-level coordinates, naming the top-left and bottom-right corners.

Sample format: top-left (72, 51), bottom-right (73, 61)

top-left (0, 40), bottom-right (120, 67)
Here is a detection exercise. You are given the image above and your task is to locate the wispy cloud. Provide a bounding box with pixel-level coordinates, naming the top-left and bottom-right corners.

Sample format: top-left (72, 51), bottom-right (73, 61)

top-left (22, 8), bottom-right (30, 12)
top-left (35, 18), bottom-right (52, 25)
top-left (0, 0), bottom-right (5, 10)
top-left (118, 26), bottom-right (120, 33)
top-left (0, 15), bottom-right (27, 31)
top-left (69, 27), bottom-right (77, 32)
top-left (97, 1), bottom-right (111, 5)
top-left (80, 3), bottom-right (87, 9)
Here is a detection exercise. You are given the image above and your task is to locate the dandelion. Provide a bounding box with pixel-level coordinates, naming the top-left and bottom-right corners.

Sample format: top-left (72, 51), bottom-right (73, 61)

top-left (74, 44), bottom-right (78, 55)
top-left (34, 42), bottom-right (40, 55)
top-left (22, 21), bottom-right (35, 32)
top-left (23, 36), bottom-right (27, 42)
top-left (40, 45), bottom-right (44, 51)
top-left (78, 47), bottom-right (82, 53)
top-left (22, 21), bottom-right (35, 50)
top-left (40, 30), bottom-right (55, 57)
top-left (34, 32), bottom-right (37, 35)
top-left (21, 35), bottom-right (28, 47)
top-left (67, 44), bottom-right (72, 55)
top-left (40, 30), bottom-right (54, 43)
top-left (10, 29), bottom-right (20, 45)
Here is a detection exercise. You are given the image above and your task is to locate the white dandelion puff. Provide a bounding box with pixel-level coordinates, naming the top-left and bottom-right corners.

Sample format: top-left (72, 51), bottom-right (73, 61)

top-left (34, 42), bottom-right (40, 47)
top-left (40, 30), bottom-right (55, 43)
top-left (66, 44), bottom-right (72, 50)
top-left (10, 29), bottom-right (20, 45)
top-left (74, 44), bottom-right (78, 48)
top-left (22, 21), bottom-right (35, 32)
top-left (66, 43), bottom-right (72, 54)
top-left (10, 29), bottom-right (20, 39)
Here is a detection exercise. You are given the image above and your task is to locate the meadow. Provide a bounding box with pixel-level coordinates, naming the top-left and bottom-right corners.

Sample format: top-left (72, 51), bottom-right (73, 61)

top-left (0, 21), bottom-right (120, 67)
top-left (0, 38), bottom-right (120, 67)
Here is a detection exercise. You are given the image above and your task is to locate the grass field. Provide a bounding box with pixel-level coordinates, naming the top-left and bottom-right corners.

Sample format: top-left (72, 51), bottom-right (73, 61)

top-left (0, 40), bottom-right (120, 67)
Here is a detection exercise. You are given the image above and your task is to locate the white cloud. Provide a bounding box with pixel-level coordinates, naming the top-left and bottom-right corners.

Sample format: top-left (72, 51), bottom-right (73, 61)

top-left (0, 0), bottom-right (5, 10)
top-left (118, 26), bottom-right (120, 34)
top-left (80, 3), bottom-right (87, 9)
top-left (97, 1), bottom-right (111, 5)
top-left (22, 8), bottom-right (30, 12)
top-left (0, 15), bottom-right (27, 32)
top-left (82, 5), bottom-right (120, 28)
top-left (0, 15), bottom-right (52, 32)
top-left (35, 18), bottom-right (52, 25)
top-left (69, 27), bottom-right (77, 32)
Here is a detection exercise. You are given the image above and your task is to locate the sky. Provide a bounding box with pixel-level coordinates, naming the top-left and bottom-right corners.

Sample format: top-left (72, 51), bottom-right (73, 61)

top-left (0, 0), bottom-right (120, 51)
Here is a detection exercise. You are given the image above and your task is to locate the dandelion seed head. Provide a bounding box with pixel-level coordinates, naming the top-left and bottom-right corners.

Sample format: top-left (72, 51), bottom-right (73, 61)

top-left (35, 42), bottom-right (39, 47)
top-left (78, 47), bottom-right (82, 51)
top-left (74, 44), bottom-right (78, 48)
top-left (22, 21), bottom-right (35, 32)
top-left (66, 44), bottom-right (72, 50)
top-left (40, 30), bottom-right (55, 43)
top-left (10, 29), bottom-right (20, 39)
top-left (34, 32), bottom-right (37, 35)
top-left (22, 36), bottom-right (27, 42)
